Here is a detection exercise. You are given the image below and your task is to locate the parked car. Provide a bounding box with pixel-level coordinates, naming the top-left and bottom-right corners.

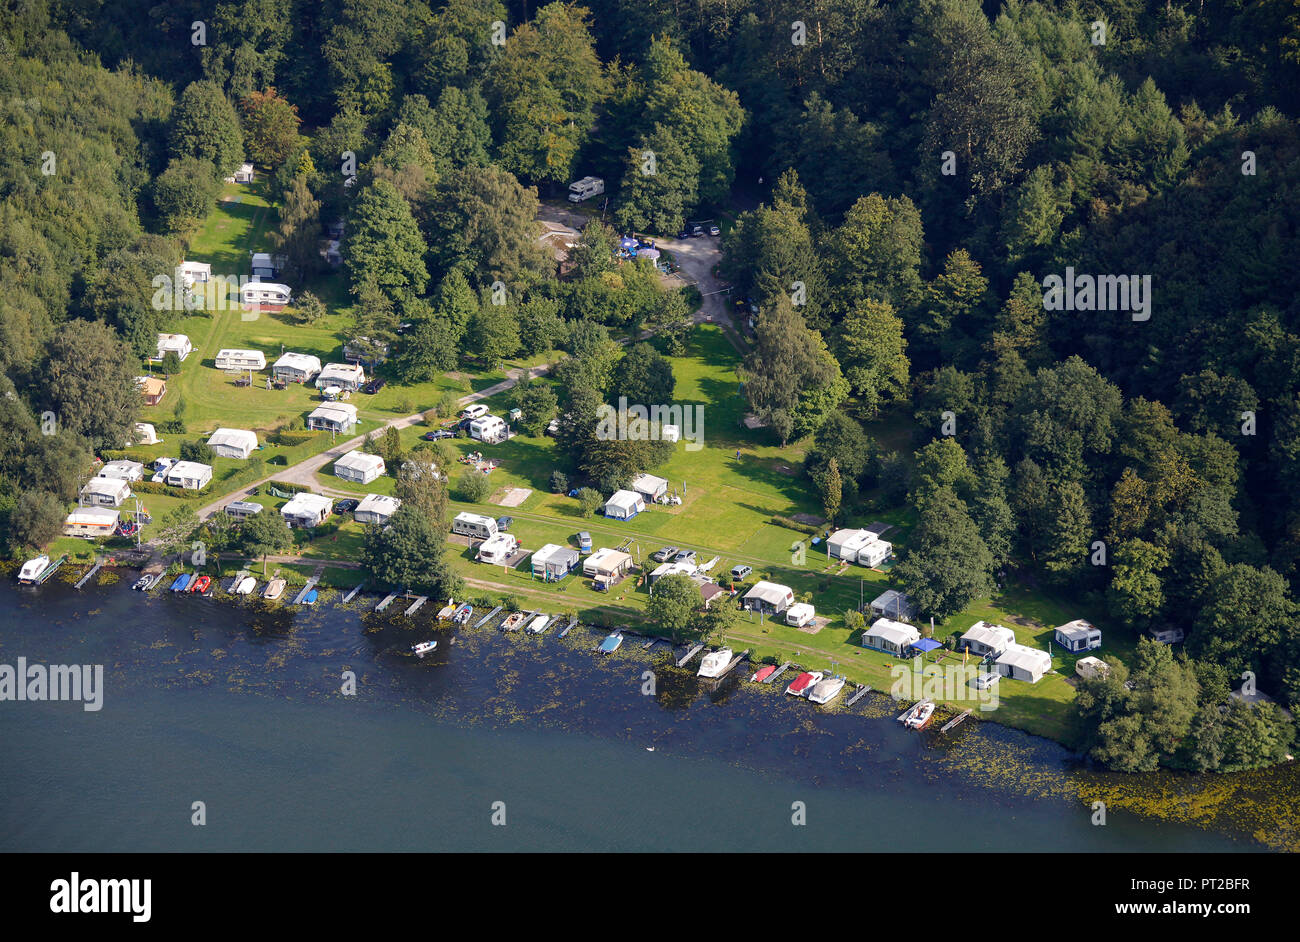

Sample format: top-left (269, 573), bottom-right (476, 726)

top-left (461, 403), bottom-right (489, 420)
top-left (362, 378), bottom-right (387, 394)
top-left (422, 429), bottom-right (454, 441)
top-left (544, 417), bottom-right (560, 436)
top-left (731, 564), bottom-right (753, 580)
top-left (708, 224), bottom-right (720, 236)
top-left (651, 546), bottom-right (679, 563)
top-left (335, 498), bottom-right (359, 513)
top-left (577, 531), bottom-right (592, 553)
top-left (496, 516), bottom-right (513, 532)
top-left (673, 550), bottom-right (697, 565)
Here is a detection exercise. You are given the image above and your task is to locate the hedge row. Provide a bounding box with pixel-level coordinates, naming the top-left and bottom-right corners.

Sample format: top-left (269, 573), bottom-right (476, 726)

top-left (770, 515), bottom-right (819, 535)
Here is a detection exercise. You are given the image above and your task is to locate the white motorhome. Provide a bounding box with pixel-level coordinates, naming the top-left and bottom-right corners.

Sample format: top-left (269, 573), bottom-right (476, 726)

top-left (452, 512), bottom-right (498, 540)
top-left (240, 281), bottom-right (291, 310)
top-left (215, 349), bottom-right (266, 371)
top-left (567, 176), bottom-right (604, 202)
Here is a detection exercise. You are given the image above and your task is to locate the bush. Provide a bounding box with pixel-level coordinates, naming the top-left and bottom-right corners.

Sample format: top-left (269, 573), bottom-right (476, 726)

top-left (577, 487), bottom-right (604, 518)
top-left (160, 351), bottom-right (183, 374)
top-left (455, 469), bottom-right (491, 503)
top-left (157, 419), bottom-right (186, 434)
top-left (770, 515), bottom-right (819, 535)
top-left (549, 470), bottom-right (569, 493)
top-left (180, 440), bottom-right (215, 463)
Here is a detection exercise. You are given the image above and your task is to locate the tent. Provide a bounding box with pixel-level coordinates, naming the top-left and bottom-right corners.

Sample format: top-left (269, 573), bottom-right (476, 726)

top-left (909, 638), bottom-right (943, 654)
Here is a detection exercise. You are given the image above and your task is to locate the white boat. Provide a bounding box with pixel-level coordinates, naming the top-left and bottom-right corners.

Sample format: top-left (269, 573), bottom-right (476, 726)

top-left (436, 598), bottom-right (456, 620)
top-left (901, 699), bottom-right (936, 729)
top-left (808, 676), bottom-right (846, 705)
top-left (412, 641), bottom-right (437, 656)
top-left (697, 648), bottom-right (733, 678)
top-left (18, 555), bottom-right (50, 584)
top-left (501, 611), bottom-right (526, 631)
top-left (527, 614), bottom-right (551, 634)
top-left (785, 671), bottom-right (824, 697)
top-left (235, 576), bottom-right (256, 595)
top-left (262, 578), bottom-right (286, 600)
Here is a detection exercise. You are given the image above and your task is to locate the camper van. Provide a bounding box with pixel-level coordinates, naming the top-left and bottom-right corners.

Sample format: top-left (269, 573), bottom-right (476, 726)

top-left (567, 176), bottom-right (604, 202)
top-left (240, 281), bottom-right (291, 311)
top-left (452, 511), bottom-right (498, 541)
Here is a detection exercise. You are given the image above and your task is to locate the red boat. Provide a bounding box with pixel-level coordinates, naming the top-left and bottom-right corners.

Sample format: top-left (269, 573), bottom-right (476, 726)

top-left (785, 671), bottom-right (823, 696)
top-left (189, 575), bottom-right (211, 594)
top-left (750, 665), bottom-right (776, 683)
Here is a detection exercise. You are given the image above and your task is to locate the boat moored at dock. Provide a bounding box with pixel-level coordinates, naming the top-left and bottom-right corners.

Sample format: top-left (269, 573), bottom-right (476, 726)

top-left (900, 700), bottom-right (936, 729)
top-left (170, 573), bottom-right (191, 592)
top-left (786, 671), bottom-right (823, 697)
top-left (263, 578), bottom-right (286, 600)
top-left (18, 555), bottom-right (50, 584)
top-left (698, 648), bottom-right (733, 678)
top-left (808, 676), bottom-right (846, 705)
top-left (598, 631), bottom-right (623, 654)
top-left (750, 664), bottom-right (776, 683)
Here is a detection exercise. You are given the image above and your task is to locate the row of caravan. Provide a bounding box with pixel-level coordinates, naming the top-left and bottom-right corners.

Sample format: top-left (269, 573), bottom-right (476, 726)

top-left (825, 527), bottom-right (893, 568)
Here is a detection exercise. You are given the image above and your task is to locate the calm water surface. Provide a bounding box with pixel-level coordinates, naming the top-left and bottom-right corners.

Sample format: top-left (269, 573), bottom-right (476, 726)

top-left (0, 577), bottom-right (1285, 852)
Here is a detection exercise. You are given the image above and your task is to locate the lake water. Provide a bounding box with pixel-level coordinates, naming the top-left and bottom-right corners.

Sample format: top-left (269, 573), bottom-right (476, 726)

top-left (0, 576), bottom-right (1283, 852)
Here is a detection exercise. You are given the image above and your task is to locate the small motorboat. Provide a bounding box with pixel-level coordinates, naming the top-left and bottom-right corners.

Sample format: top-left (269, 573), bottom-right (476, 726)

top-left (809, 676), bottom-right (846, 705)
top-left (412, 641), bottom-right (437, 657)
top-left (698, 648), bottom-right (733, 678)
top-left (170, 573), bottom-right (191, 592)
top-left (598, 631), bottom-right (623, 654)
top-left (436, 598), bottom-right (456, 620)
top-left (262, 578), bottom-right (286, 600)
top-left (785, 671), bottom-right (823, 697)
top-left (189, 575), bottom-right (211, 594)
top-left (453, 602), bottom-right (473, 626)
top-left (750, 664), bottom-right (777, 683)
top-left (902, 700), bottom-right (936, 729)
top-left (131, 575), bottom-right (150, 591)
top-left (501, 611), bottom-right (526, 631)
top-left (234, 576), bottom-right (256, 595)
top-left (527, 614), bottom-right (551, 634)
top-left (302, 589), bottom-right (318, 605)
top-left (18, 555), bottom-right (50, 584)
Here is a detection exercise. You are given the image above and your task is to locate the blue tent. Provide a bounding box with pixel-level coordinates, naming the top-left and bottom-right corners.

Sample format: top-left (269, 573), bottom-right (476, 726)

top-left (619, 237), bottom-right (639, 251)
top-left (909, 638), bottom-right (943, 653)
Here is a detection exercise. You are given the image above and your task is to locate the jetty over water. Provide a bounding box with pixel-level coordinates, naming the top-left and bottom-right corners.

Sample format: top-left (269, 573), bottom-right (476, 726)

top-left (676, 643), bottom-right (704, 668)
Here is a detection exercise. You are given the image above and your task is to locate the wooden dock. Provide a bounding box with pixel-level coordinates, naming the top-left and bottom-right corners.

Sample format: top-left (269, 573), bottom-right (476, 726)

top-left (74, 557), bottom-right (104, 589)
top-left (641, 636), bottom-right (659, 650)
top-left (940, 709), bottom-right (973, 733)
top-left (291, 576), bottom-right (319, 606)
top-left (375, 592), bottom-right (399, 612)
top-left (558, 616), bottom-right (577, 638)
top-left (676, 643), bottom-right (704, 668)
top-left (404, 595), bottom-right (428, 616)
top-left (225, 570), bottom-right (249, 594)
top-left (765, 662), bottom-right (794, 684)
top-left (342, 582), bottom-right (365, 603)
top-left (845, 684), bottom-right (872, 707)
top-left (714, 649), bottom-right (751, 679)
top-left (472, 605), bottom-right (502, 629)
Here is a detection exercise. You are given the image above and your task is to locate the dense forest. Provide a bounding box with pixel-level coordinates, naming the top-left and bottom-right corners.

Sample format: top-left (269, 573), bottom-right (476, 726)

top-left (2, 0), bottom-right (1299, 772)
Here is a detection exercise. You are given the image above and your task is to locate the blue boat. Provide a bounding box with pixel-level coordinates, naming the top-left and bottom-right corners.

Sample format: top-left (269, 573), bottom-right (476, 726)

top-left (170, 573), bottom-right (191, 592)
top-left (303, 589), bottom-right (318, 605)
top-left (598, 631), bottom-right (623, 654)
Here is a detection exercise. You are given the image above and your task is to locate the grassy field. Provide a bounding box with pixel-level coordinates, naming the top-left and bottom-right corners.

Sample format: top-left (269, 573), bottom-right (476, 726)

top-left (66, 189), bottom-right (1106, 747)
